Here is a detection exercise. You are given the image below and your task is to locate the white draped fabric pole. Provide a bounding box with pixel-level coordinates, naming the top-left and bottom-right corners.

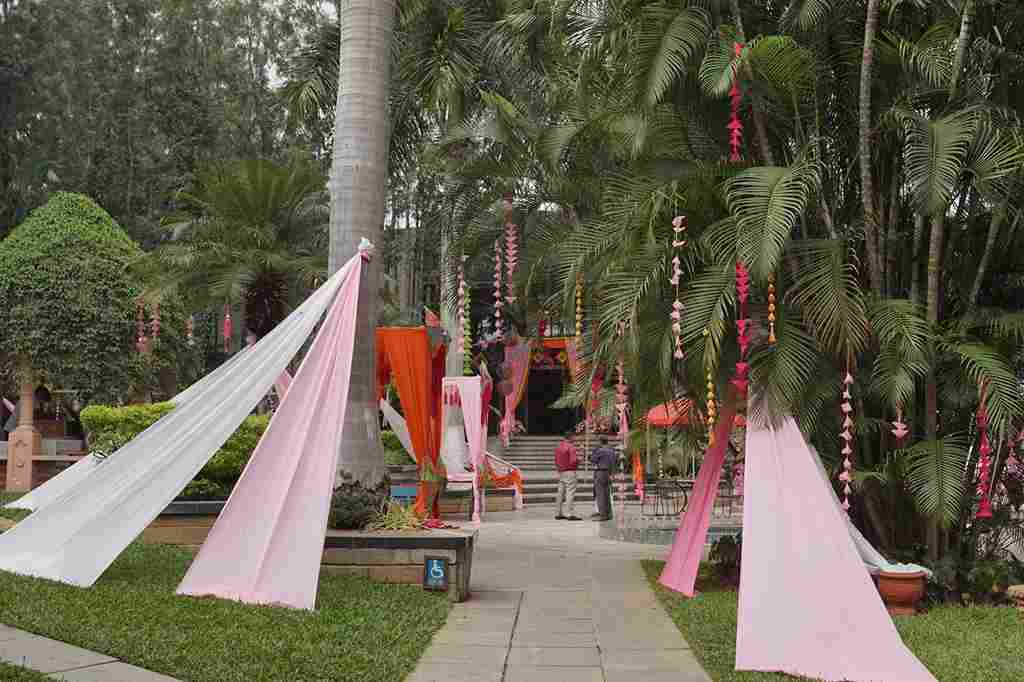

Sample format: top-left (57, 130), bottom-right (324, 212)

top-left (0, 250), bottom-right (365, 587)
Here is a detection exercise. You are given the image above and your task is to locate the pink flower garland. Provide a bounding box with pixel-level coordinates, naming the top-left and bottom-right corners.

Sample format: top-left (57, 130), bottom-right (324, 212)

top-left (976, 383), bottom-right (994, 519)
top-left (728, 42), bottom-right (745, 162)
top-left (839, 372), bottom-right (855, 511)
top-left (503, 193), bottom-right (518, 306)
top-left (493, 239), bottom-right (504, 341)
top-left (731, 262), bottom-right (750, 402)
top-left (135, 300), bottom-right (147, 353)
top-left (891, 406), bottom-right (908, 441)
top-left (670, 216), bottom-right (687, 359)
top-left (223, 303), bottom-right (232, 354)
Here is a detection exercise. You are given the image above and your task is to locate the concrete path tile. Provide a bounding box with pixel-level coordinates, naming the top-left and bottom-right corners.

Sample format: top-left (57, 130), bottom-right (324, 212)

top-left (504, 666), bottom-right (605, 682)
top-left (512, 630), bottom-right (597, 647)
top-left (418, 643), bottom-right (509, 666)
top-left (602, 647), bottom-right (704, 671)
top-left (604, 670), bottom-right (712, 682)
top-left (47, 661), bottom-right (179, 681)
top-left (431, 629), bottom-right (513, 647)
top-left (507, 646), bottom-right (601, 667)
top-left (405, 663), bottom-right (503, 682)
top-left (0, 633), bottom-right (116, 674)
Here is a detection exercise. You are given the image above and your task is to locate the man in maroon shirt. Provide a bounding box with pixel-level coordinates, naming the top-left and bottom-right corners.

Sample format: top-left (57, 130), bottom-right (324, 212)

top-left (554, 431), bottom-right (582, 521)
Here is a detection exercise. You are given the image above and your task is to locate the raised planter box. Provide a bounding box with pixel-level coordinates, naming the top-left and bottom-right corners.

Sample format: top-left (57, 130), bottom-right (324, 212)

top-left (323, 529), bottom-right (476, 602)
top-left (141, 501), bottom-right (477, 602)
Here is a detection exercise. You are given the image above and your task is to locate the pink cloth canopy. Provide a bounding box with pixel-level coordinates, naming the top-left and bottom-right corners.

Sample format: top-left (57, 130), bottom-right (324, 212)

top-left (500, 340), bottom-right (531, 444)
top-left (736, 415), bottom-right (936, 681)
top-left (658, 400), bottom-right (737, 596)
top-left (176, 251), bottom-right (366, 610)
top-left (443, 377), bottom-right (485, 522)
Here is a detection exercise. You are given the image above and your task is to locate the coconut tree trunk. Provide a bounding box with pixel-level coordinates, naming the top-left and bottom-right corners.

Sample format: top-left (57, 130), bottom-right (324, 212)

top-left (950, 0), bottom-right (976, 100)
top-left (924, 212), bottom-right (945, 558)
top-left (858, 0), bottom-right (883, 292)
top-left (329, 0), bottom-right (396, 488)
top-left (969, 200), bottom-right (1008, 308)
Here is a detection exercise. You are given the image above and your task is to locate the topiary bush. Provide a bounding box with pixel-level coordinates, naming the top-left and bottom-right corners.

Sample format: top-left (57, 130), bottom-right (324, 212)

top-left (80, 402), bottom-right (268, 498)
top-left (329, 480), bottom-right (390, 530)
top-left (0, 192), bottom-right (200, 402)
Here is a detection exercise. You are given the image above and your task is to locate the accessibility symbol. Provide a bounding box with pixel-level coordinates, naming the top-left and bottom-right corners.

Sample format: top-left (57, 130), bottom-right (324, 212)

top-left (423, 556), bottom-right (449, 591)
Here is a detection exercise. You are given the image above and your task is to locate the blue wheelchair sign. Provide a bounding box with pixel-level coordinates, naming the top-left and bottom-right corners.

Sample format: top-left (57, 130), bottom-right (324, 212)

top-left (423, 556), bottom-right (449, 591)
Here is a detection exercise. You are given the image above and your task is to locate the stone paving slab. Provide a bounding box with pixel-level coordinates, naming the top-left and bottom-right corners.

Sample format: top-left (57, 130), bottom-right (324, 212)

top-left (406, 509), bottom-right (712, 681)
top-left (0, 625), bottom-right (180, 681)
top-left (0, 632), bottom-right (116, 674)
top-left (48, 662), bottom-right (180, 682)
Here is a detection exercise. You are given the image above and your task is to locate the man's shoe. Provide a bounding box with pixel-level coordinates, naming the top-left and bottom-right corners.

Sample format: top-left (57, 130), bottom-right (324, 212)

top-left (592, 516), bottom-right (611, 522)
top-left (589, 513), bottom-right (603, 520)
top-left (565, 516), bottom-right (583, 521)
top-left (555, 515), bottom-right (567, 520)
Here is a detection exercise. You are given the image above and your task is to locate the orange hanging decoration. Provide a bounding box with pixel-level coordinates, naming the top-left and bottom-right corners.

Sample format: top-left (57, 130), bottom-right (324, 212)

top-left (767, 272), bottom-right (777, 345)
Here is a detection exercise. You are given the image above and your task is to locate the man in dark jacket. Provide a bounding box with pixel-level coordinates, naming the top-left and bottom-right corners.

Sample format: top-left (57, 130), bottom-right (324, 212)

top-left (590, 436), bottom-right (617, 521)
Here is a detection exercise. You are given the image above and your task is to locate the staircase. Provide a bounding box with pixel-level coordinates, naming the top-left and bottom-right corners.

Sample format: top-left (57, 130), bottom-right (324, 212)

top-left (502, 435), bottom-right (640, 507)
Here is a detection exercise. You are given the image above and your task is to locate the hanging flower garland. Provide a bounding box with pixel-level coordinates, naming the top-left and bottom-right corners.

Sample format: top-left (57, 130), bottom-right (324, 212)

top-left (135, 299), bottom-right (147, 353)
top-left (706, 366), bottom-right (717, 448)
top-left (493, 239), bottom-right (504, 341)
top-left (976, 382), bottom-right (994, 519)
top-left (891, 405), bottom-right (909, 441)
top-left (839, 370), bottom-right (855, 511)
top-left (767, 272), bottom-right (777, 345)
top-left (458, 255), bottom-right (473, 376)
top-left (670, 216), bottom-right (687, 360)
top-left (731, 262), bottom-right (751, 404)
top-left (222, 303), bottom-right (232, 354)
top-left (575, 274), bottom-right (584, 345)
top-left (186, 315), bottom-right (195, 347)
top-left (150, 302), bottom-right (161, 342)
top-left (728, 42), bottom-right (745, 162)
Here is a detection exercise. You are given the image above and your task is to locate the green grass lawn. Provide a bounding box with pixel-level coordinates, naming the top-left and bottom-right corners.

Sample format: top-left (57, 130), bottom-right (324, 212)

top-left (0, 494), bottom-right (451, 682)
top-left (0, 661), bottom-right (54, 682)
top-left (643, 560), bottom-right (1024, 682)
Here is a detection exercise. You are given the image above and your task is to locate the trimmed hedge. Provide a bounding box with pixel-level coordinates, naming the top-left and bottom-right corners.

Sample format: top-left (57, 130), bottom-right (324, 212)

top-left (80, 403), bottom-right (269, 499)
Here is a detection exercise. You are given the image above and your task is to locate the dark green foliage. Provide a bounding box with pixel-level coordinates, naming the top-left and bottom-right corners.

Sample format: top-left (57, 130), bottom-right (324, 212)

top-left (0, 662), bottom-right (52, 682)
top-left (382, 429), bottom-right (415, 465)
top-left (79, 402), bottom-right (268, 497)
top-left (329, 480), bottom-right (390, 530)
top-left (0, 193), bottom-right (199, 402)
top-left (0, 542), bottom-right (450, 682)
top-left (708, 533), bottom-right (742, 585)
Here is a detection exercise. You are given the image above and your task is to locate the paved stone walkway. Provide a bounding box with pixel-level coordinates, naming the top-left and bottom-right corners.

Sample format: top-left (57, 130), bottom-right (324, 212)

top-left (0, 624), bottom-right (178, 681)
top-left (407, 509), bottom-right (711, 682)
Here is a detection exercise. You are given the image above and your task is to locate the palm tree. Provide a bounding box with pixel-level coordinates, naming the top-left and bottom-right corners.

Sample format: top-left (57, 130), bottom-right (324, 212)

top-left (329, 0), bottom-right (396, 488)
top-left (149, 157), bottom-right (328, 339)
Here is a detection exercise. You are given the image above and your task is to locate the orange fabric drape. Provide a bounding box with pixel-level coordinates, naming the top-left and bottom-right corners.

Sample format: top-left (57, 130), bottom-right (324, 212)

top-left (376, 327), bottom-right (446, 515)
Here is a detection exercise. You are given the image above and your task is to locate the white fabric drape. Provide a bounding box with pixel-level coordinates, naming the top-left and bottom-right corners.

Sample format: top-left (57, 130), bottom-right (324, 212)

top-left (379, 398), bottom-right (415, 458)
top-left (0, 256), bottom-right (358, 587)
top-left (4, 350), bottom-right (255, 513)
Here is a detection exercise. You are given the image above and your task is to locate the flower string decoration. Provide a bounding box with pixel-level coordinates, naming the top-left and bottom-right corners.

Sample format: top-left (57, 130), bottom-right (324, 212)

top-left (670, 216), bottom-right (687, 359)
top-left (575, 273), bottom-right (584, 345)
top-left (706, 367), bottom-right (717, 448)
top-left (222, 303), bottom-right (232, 354)
top-left (976, 382), bottom-right (994, 519)
top-left (839, 371), bottom-right (855, 511)
top-left (493, 239), bottom-right (504, 341)
top-left (891, 406), bottom-right (909, 441)
top-left (731, 262), bottom-right (751, 404)
top-left (728, 42), bottom-right (745, 162)
top-left (135, 299), bottom-right (147, 353)
top-left (458, 255), bottom-right (472, 375)
top-left (504, 194), bottom-right (518, 305)
top-left (186, 315), bottom-right (195, 347)
top-left (767, 272), bottom-right (777, 345)
top-left (150, 302), bottom-right (161, 341)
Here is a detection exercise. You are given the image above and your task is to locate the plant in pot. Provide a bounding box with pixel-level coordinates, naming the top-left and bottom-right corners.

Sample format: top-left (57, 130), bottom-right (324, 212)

top-left (877, 566), bottom-right (929, 616)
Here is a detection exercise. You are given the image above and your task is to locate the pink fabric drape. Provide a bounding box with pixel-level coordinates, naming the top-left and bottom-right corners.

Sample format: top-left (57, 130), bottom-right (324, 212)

top-left (274, 371), bottom-right (292, 400)
top-left (736, 415), bottom-right (937, 681)
top-left (501, 341), bottom-right (531, 445)
top-left (658, 401), bottom-right (737, 597)
top-left (444, 378), bottom-right (484, 523)
top-left (175, 254), bottom-right (364, 610)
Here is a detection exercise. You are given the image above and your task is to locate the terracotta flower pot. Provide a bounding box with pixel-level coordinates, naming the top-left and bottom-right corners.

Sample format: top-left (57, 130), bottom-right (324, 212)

top-left (877, 570), bottom-right (926, 616)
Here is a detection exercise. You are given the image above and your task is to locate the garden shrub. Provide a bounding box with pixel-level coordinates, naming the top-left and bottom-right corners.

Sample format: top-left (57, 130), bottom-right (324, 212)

top-left (381, 429), bottom-right (414, 466)
top-left (329, 480), bottom-right (389, 530)
top-left (0, 192), bottom-right (199, 402)
top-left (80, 402), bottom-right (268, 497)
